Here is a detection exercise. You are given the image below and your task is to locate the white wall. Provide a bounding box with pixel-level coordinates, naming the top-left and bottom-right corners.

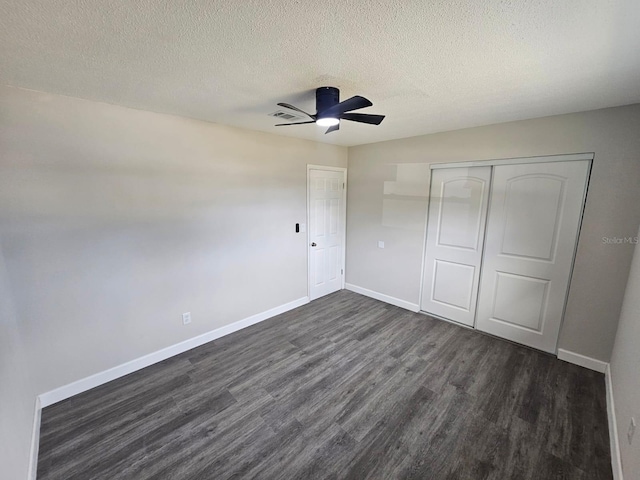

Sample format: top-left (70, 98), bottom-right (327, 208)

top-left (0, 85), bottom-right (347, 479)
top-left (346, 104), bottom-right (640, 363)
top-left (610, 224), bottom-right (640, 479)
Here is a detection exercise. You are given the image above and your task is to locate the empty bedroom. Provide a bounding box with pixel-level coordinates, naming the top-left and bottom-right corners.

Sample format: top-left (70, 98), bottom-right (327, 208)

top-left (1, 1), bottom-right (639, 479)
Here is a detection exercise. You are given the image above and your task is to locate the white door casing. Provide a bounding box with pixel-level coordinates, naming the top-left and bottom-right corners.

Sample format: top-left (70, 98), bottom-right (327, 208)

top-left (420, 167), bottom-right (492, 326)
top-left (308, 167), bottom-right (346, 301)
top-left (475, 160), bottom-right (590, 353)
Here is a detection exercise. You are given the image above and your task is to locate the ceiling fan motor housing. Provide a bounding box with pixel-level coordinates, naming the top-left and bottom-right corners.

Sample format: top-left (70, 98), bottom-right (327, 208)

top-left (316, 87), bottom-right (340, 117)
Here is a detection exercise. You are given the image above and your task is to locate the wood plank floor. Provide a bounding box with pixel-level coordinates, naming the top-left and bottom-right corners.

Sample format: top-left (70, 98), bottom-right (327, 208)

top-left (37, 290), bottom-right (613, 479)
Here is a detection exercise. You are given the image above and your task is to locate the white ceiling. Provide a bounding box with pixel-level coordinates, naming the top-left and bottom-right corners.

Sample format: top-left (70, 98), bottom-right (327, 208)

top-left (1, 0), bottom-right (639, 147)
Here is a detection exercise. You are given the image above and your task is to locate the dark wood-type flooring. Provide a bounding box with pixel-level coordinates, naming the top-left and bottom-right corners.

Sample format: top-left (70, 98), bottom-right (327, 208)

top-left (37, 290), bottom-right (612, 479)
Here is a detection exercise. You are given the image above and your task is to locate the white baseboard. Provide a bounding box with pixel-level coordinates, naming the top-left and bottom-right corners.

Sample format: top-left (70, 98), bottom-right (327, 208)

top-left (557, 348), bottom-right (608, 373)
top-left (558, 351), bottom-right (622, 478)
top-left (605, 365), bottom-right (624, 480)
top-left (38, 296), bottom-right (309, 408)
top-left (28, 396), bottom-right (41, 480)
top-left (345, 283), bottom-right (420, 312)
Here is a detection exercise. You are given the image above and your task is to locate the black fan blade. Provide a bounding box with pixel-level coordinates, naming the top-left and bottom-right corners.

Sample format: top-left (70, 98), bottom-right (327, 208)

top-left (274, 121), bottom-right (316, 126)
top-left (321, 96), bottom-right (373, 118)
top-left (325, 123), bottom-right (340, 134)
top-left (341, 113), bottom-right (385, 125)
top-left (277, 103), bottom-right (315, 119)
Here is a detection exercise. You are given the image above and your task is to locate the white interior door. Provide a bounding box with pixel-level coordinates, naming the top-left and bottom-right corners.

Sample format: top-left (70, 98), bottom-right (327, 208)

top-left (420, 167), bottom-right (492, 326)
top-left (308, 168), bottom-right (345, 301)
top-left (476, 160), bottom-right (590, 353)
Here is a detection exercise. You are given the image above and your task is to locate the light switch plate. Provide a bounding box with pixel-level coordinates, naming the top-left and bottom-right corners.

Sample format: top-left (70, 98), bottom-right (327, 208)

top-left (378, 241), bottom-right (385, 249)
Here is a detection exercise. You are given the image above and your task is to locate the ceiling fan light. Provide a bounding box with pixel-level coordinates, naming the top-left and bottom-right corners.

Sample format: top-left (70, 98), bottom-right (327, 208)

top-left (316, 117), bottom-right (340, 127)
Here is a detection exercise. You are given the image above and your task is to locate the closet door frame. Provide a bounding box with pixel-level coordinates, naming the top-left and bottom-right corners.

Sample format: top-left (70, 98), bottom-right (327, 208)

top-left (429, 152), bottom-right (594, 170)
top-left (418, 152), bottom-right (593, 353)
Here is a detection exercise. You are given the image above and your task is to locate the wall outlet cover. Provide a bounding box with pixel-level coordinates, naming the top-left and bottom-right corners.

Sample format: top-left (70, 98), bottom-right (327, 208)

top-left (182, 312), bottom-right (192, 325)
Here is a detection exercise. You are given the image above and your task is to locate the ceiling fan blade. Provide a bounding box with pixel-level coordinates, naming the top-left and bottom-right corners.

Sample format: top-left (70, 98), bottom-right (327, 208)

top-left (340, 113), bottom-right (385, 125)
top-left (325, 123), bottom-right (340, 134)
top-left (321, 96), bottom-right (373, 118)
top-left (274, 121), bottom-right (316, 126)
top-left (277, 103), bottom-right (315, 119)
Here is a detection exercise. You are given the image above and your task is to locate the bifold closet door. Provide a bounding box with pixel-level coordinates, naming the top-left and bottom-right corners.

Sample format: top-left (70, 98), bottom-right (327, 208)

top-left (420, 166), bottom-right (492, 326)
top-left (475, 161), bottom-right (590, 353)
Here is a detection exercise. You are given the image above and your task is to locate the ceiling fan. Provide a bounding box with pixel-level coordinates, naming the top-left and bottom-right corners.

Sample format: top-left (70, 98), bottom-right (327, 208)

top-left (274, 86), bottom-right (385, 134)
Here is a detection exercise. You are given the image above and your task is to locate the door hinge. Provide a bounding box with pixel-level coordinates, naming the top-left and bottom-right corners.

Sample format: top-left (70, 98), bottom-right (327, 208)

top-left (343, 182), bottom-right (345, 189)
top-left (341, 269), bottom-right (344, 275)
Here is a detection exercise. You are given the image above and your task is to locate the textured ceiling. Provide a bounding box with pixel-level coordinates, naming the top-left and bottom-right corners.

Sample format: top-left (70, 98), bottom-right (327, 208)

top-left (1, 0), bottom-right (639, 146)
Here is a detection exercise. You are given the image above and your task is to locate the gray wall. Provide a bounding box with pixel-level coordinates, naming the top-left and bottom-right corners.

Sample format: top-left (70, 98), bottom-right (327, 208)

top-left (0, 251), bottom-right (39, 480)
top-left (346, 104), bottom-right (640, 363)
top-left (0, 85), bottom-right (347, 479)
top-left (610, 224), bottom-right (640, 479)
top-left (2, 84), bottom-right (639, 479)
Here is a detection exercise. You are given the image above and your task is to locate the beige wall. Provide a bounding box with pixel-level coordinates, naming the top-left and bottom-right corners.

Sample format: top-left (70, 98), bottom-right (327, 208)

top-left (0, 85), bottom-right (346, 479)
top-left (346, 104), bottom-right (640, 363)
top-left (610, 224), bottom-right (640, 479)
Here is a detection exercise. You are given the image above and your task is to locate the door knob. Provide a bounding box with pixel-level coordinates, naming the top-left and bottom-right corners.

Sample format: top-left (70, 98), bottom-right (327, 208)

top-left (311, 242), bottom-right (317, 247)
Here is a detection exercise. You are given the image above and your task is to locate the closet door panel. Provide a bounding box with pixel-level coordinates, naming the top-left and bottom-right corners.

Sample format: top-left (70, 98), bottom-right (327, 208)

top-left (420, 167), bottom-right (491, 326)
top-left (475, 161), bottom-right (589, 353)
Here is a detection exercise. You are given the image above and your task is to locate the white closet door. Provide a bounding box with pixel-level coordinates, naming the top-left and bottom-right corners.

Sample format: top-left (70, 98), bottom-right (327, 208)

top-left (476, 160), bottom-right (589, 353)
top-left (421, 167), bottom-right (492, 326)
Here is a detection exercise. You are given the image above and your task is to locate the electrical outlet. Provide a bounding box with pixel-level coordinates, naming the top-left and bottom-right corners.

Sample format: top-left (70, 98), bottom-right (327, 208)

top-left (182, 312), bottom-right (191, 325)
top-left (628, 417), bottom-right (636, 445)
